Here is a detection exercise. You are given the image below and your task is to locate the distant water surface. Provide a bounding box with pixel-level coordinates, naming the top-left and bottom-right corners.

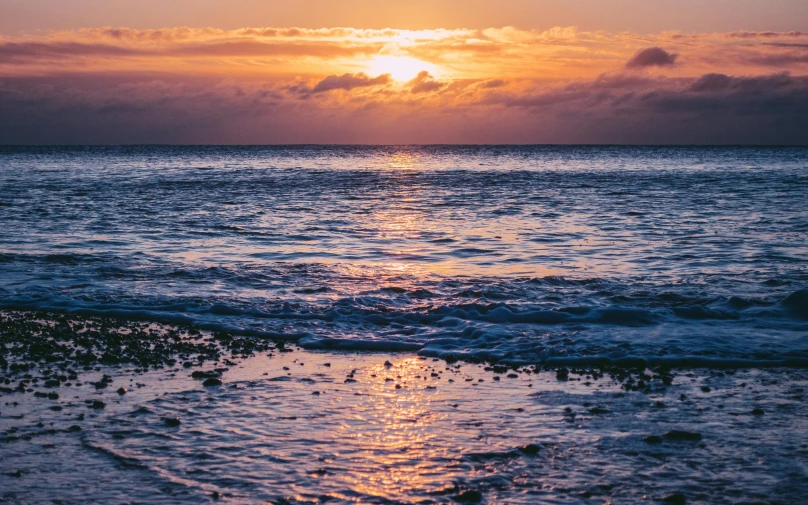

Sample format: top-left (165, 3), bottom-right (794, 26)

top-left (1, 146), bottom-right (806, 364)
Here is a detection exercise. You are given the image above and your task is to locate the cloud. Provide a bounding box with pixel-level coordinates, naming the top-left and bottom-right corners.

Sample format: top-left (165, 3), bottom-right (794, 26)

top-left (725, 31), bottom-right (807, 39)
top-left (2, 70), bottom-right (806, 145)
top-left (0, 41), bottom-right (149, 64)
top-left (311, 72), bottom-right (391, 93)
top-left (0, 25), bottom-right (807, 144)
top-left (0, 38), bottom-right (377, 66)
top-left (480, 79), bottom-right (507, 88)
top-left (174, 41), bottom-right (379, 58)
top-left (484, 71), bottom-right (808, 114)
top-left (1, 26), bottom-right (808, 81)
top-left (408, 71), bottom-right (445, 94)
top-left (748, 50), bottom-right (808, 67)
top-left (686, 72), bottom-right (799, 97)
top-left (689, 73), bottom-right (733, 92)
top-left (626, 47), bottom-right (678, 68)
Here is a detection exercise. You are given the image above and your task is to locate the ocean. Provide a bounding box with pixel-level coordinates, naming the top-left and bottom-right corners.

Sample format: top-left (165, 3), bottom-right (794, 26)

top-left (1, 145), bottom-right (807, 366)
top-left (2, 145), bottom-right (808, 504)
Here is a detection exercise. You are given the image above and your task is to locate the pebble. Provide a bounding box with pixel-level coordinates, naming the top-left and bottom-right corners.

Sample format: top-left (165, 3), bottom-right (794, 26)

top-left (191, 370), bottom-right (221, 379)
top-left (518, 444), bottom-right (540, 455)
top-left (663, 430), bottom-right (702, 441)
top-left (203, 378), bottom-right (223, 387)
top-left (454, 490), bottom-right (483, 503)
top-left (117, 387), bottom-right (127, 395)
top-left (662, 492), bottom-right (687, 504)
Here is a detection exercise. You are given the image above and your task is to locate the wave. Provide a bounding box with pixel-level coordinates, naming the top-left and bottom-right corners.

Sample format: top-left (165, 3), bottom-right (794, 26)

top-left (2, 283), bottom-right (806, 368)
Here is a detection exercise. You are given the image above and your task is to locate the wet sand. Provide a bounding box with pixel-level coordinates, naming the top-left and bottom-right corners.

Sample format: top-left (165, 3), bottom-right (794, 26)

top-left (1, 311), bottom-right (807, 504)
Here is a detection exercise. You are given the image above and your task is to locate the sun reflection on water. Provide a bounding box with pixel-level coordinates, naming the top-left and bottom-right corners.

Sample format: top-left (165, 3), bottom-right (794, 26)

top-left (386, 150), bottom-right (421, 170)
top-left (336, 358), bottom-right (446, 497)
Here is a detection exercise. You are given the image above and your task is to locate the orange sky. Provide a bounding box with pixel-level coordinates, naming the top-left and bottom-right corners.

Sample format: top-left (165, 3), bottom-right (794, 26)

top-left (3, 25), bottom-right (807, 80)
top-left (2, 0), bottom-right (807, 34)
top-left (0, 1), bottom-right (806, 144)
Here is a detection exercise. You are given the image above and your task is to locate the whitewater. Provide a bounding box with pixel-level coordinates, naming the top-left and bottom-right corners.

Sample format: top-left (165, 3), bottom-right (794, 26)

top-left (1, 145), bottom-right (806, 366)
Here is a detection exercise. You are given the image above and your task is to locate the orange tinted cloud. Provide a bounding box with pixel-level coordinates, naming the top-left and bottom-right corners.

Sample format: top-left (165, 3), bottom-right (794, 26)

top-left (0, 26), bottom-right (807, 144)
top-left (2, 26), bottom-right (808, 78)
top-left (408, 71), bottom-right (445, 94)
top-left (311, 72), bottom-right (392, 93)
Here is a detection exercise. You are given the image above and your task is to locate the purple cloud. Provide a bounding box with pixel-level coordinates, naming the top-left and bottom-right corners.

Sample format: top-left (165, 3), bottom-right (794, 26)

top-left (626, 47), bottom-right (678, 68)
top-left (480, 79), bottom-right (507, 89)
top-left (311, 72), bottom-right (391, 93)
top-left (408, 71), bottom-right (445, 94)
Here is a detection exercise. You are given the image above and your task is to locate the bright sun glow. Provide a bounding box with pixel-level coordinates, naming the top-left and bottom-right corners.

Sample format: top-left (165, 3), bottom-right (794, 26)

top-left (367, 55), bottom-right (439, 82)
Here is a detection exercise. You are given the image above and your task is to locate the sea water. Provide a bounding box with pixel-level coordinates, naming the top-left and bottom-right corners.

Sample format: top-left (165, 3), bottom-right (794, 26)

top-left (1, 145), bottom-right (807, 365)
top-left (3, 145), bottom-right (808, 504)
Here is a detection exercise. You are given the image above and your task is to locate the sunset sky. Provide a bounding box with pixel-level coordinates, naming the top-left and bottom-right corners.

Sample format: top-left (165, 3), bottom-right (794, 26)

top-left (1, 0), bottom-right (806, 144)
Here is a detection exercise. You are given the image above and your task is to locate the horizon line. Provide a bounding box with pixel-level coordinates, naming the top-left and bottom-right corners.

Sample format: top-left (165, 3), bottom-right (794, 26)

top-left (2, 143), bottom-right (807, 148)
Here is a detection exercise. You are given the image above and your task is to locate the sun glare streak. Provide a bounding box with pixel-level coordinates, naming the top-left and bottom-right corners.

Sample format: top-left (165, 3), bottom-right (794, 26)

top-left (367, 55), bottom-right (439, 82)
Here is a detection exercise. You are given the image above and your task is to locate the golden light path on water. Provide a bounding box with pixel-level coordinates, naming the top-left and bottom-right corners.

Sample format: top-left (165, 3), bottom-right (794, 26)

top-left (335, 358), bottom-right (442, 496)
top-left (365, 149), bottom-right (571, 277)
top-left (8, 348), bottom-right (800, 503)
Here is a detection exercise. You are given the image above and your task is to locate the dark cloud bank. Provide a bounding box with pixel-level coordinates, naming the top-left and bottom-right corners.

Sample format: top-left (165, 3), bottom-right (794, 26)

top-left (0, 71), bottom-right (806, 144)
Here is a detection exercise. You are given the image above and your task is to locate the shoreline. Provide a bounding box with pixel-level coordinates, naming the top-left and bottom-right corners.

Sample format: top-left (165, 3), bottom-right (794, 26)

top-left (2, 309), bottom-right (806, 377)
top-left (2, 310), bottom-right (808, 503)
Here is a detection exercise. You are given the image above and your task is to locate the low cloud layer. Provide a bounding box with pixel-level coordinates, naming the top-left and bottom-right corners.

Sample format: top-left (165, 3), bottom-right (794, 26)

top-left (2, 70), bottom-right (805, 144)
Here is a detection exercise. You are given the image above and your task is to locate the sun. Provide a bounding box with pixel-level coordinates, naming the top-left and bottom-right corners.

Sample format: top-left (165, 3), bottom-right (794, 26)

top-left (367, 55), bottom-right (439, 82)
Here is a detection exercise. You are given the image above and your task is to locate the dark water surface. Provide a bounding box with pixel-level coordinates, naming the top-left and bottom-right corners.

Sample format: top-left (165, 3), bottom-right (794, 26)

top-left (2, 146), bottom-right (808, 504)
top-left (1, 146), bottom-right (807, 364)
